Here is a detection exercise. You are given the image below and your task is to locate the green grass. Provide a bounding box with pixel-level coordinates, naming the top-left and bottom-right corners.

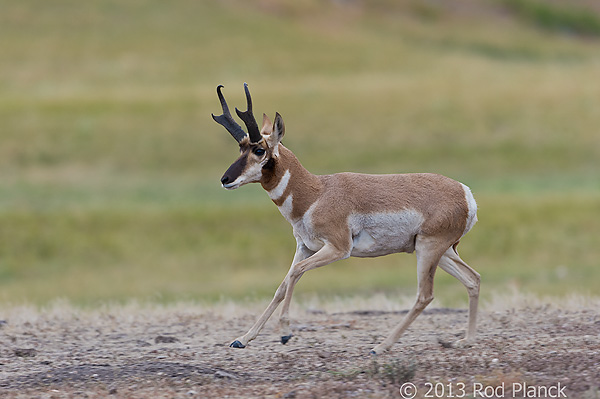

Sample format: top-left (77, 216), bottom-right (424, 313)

top-left (503, 0), bottom-right (600, 37)
top-left (0, 0), bottom-right (599, 306)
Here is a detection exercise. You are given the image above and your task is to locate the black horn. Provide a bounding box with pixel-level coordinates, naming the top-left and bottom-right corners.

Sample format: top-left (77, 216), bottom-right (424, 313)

top-left (212, 85), bottom-right (248, 143)
top-left (235, 83), bottom-right (262, 143)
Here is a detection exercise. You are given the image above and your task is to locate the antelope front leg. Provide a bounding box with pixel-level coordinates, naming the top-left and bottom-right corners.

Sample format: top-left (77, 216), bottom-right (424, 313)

top-left (229, 280), bottom-right (288, 348)
top-left (229, 243), bottom-right (313, 349)
top-left (278, 244), bottom-right (349, 344)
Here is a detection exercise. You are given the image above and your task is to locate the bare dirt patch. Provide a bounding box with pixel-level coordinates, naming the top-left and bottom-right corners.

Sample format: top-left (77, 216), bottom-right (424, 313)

top-left (1, 298), bottom-right (599, 398)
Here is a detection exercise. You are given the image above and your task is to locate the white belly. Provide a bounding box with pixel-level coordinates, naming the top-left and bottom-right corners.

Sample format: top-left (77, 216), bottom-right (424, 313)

top-left (349, 210), bottom-right (424, 257)
top-left (290, 206), bottom-right (424, 257)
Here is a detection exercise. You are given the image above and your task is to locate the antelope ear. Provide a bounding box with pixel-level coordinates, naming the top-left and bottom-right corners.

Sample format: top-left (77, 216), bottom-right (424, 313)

top-left (266, 113), bottom-right (285, 155)
top-left (260, 113), bottom-right (273, 136)
top-left (272, 112), bottom-right (285, 142)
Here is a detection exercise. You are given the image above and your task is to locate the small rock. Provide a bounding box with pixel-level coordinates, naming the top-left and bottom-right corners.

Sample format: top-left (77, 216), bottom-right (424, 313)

top-left (214, 369), bottom-right (237, 379)
top-left (0, 320), bottom-right (7, 328)
top-left (155, 335), bottom-right (180, 344)
top-left (109, 387), bottom-right (118, 395)
top-left (14, 348), bottom-right (37, 357)
top-left (437, 339), bottom-right (453, 349)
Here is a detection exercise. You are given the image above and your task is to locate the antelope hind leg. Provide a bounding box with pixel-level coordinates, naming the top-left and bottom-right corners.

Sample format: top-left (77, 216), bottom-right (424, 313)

top-left (370, 236), bottom-right (446, 354)
top-left (437, 246), bottom-right (480, 346)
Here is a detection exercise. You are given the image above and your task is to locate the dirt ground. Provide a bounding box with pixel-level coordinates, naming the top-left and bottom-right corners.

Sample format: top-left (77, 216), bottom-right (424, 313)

top-left (1, 297), bottom-right (599, 399)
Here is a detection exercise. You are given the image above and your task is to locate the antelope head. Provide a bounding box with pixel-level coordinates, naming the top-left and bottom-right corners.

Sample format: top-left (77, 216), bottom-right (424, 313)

top-left (212, 83), bottom-right (285, 190)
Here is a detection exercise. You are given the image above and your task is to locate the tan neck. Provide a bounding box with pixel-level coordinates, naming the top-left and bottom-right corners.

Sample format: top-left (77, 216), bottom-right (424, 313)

top-left (261, 145), bottom-right (322, 220)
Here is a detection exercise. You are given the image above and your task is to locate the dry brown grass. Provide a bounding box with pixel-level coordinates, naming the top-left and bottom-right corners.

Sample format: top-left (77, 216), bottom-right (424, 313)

top-left (1, 292), bottom-right (599, 398)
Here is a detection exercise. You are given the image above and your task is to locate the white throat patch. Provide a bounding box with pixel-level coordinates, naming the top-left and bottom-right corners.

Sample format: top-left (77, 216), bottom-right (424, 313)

top-left (268, 169), bottom-right (290, 201)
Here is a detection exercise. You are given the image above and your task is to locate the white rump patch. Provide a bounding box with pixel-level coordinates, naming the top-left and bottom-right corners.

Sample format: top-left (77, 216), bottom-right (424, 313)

top-left (268, 169), bottom-right (290, 200)
top-left (461, 183), bottom-right (478, 236)
top-left (349, 209), bottom-right (424, 257)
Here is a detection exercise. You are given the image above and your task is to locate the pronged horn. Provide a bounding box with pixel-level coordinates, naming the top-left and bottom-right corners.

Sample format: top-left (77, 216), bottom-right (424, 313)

top-left (235, 83), bottom-right (262, 143)
top-left (212, 85), bottom-right (247, 143)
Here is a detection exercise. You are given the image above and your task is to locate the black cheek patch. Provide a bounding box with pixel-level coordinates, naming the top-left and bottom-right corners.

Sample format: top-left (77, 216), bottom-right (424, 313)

top-left (262, 157), bottom-right (275, 170)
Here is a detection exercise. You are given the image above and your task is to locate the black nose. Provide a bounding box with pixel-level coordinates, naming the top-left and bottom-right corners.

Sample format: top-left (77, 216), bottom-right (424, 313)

top-left (221, 176), bottom-right (230, 185)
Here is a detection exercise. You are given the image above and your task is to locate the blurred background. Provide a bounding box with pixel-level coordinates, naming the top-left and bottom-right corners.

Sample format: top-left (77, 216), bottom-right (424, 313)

top-left (0, 0), bottom-right (598, 306)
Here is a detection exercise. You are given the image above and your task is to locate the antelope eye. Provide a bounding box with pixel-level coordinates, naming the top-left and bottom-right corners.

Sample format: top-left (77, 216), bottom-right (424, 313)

top-left (253, 148), bottom-right (266, 156)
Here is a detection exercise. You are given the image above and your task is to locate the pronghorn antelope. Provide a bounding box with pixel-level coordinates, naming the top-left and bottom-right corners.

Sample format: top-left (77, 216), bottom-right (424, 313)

top-left (212, 83), bottom-right (480, 354)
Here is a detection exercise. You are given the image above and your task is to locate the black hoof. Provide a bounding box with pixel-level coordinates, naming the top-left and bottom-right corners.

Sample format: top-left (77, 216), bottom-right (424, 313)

top-left (229, 340), bottom-right (246, 348)
top-left (281, 334), bottom-right (293, 345)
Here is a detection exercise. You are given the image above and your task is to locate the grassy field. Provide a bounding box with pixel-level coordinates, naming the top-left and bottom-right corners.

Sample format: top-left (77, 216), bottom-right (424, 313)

top-left (0, 0), bottom-right (598, 307)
